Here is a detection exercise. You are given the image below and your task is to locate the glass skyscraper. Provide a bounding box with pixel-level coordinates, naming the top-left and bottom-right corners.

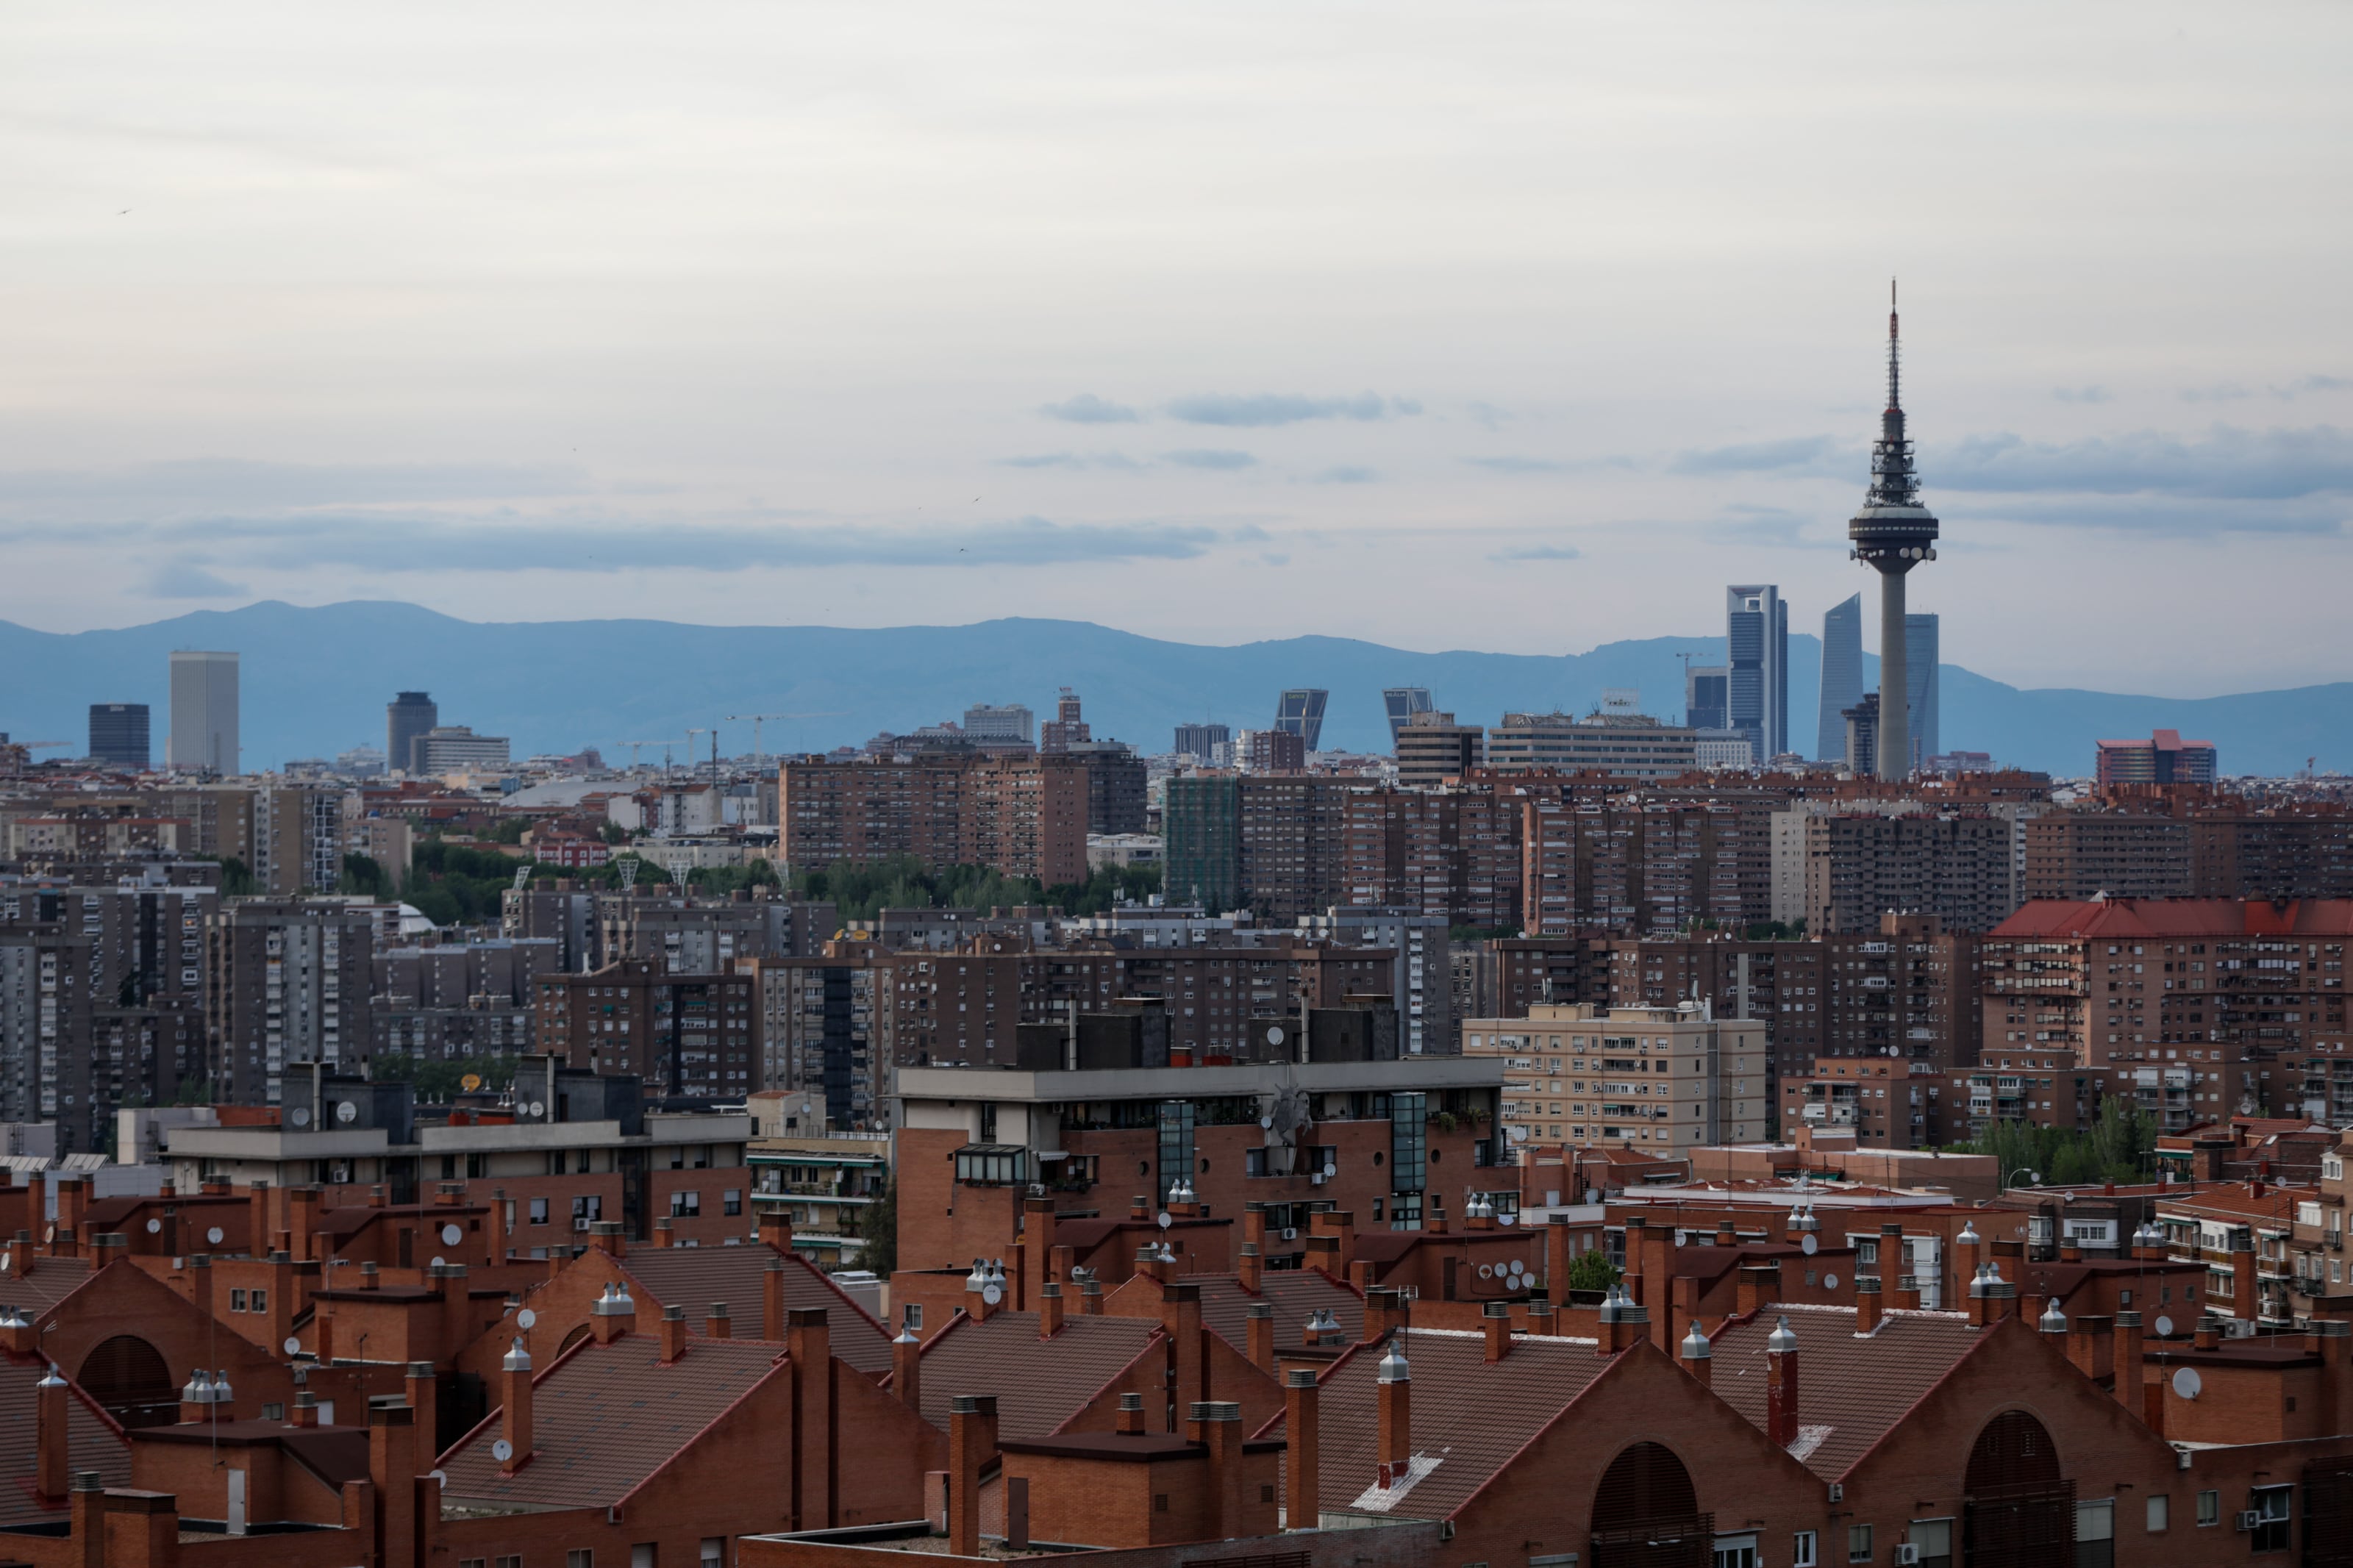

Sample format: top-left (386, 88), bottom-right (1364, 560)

top-left (1816, 593), bottom-right (1863, 762)
top-left (1724, 584), bottom-right (1788, 760)
top-left (1905, 612), bottom-right (1940, 767)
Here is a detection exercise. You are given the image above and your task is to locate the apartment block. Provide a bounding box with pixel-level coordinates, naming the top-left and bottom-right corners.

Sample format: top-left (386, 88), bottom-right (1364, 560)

top-left (204, 898), bottom-right (382, 1104)
top-left (533, 956), bottom-right (758, 1098)
top-left (737, 949), bottom-right (891, 1129)
top-left (1463, 1000), bottom-right (1767, 1153)
top-left (1393, 710), bottom-right (1484, 789)
top-left (1344, 787), bottom-right (1520, 928)
top-left (1793, 809), bottom-right (2020, 934)
top-left (778, 753), bottom-right (1087, 884)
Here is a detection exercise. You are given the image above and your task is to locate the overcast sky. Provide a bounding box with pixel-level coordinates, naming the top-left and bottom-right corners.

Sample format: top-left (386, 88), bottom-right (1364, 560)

top-left (3, 1), bottom-right (2348, 696)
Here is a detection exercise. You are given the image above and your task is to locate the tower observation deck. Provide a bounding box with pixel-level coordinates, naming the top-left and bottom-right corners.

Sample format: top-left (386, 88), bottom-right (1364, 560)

top-left (1846, 282), bottom-right (1939, 780)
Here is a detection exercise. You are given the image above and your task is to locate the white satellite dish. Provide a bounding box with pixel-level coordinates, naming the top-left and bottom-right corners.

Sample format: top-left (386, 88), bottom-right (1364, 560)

top-left (146, 1218), bottom-right (162, 1234)
top-left (1157, 1211), bottom-right (1173, 1229)
top-left (429, 1469), bottom-right (447, 1487)
top-left (431, 1256), bottom-right (446, 1269)
top-left (1259, 1117), bottom-right (1273, 1130)
top-left (1267, 1026), bottom-right (1284, 1046)
top-left (1477, 1264), bottom-right (1493, 1280)
top-left (1800, 1234), bottom-right (1818, 1256)
top-left (980, 1284), bottom-right (1003, 1306)
top-left (1583, 1189), bottom-right (1600, 1205)
top-left (442, 1223), bottom-right (463, 1247)
top-left (282, 1336), bottom-right (301, 1356)
top-left (491, 1439), bottom-right (514, 1462)
top-left (207, 1227), bottom-right (224, 1245)
top-left (289, 1106), bottom-right (312, 1127)
top-left (1498, 1212), bottom-right (1515, 1225)
top-left (517, 1309), bottom-right (538, 1330)
top-left (1509, 1126), bottom-right (1527, 1143)
top-left (2172, 1367), bottom-right (2202, 1400)
top-left (335, 1100), bottom-right (358, 1124)
top-left (529, 1100), bottom-right (546, 1117)
top-left (2154, 1314), bottom-right (2176, 1338)
top-left (1824, 1273), bottom-right (1840, 1290)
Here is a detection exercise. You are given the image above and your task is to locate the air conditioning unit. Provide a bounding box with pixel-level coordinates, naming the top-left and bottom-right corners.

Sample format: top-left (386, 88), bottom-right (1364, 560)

top-left (1827, 1483), bottom-right (1844, 1503)
top-left (1282, 1228), bottom-right (1299, 1241)
top-left (2237, 1511), bottom-right (2260, 1532)
top-left (574, 1219), bottom-right (592, 1233)
top-left (1893, 1547), bottom-right (1921, 1567)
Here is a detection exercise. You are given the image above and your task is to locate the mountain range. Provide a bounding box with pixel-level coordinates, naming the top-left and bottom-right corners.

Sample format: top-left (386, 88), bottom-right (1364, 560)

top-left (1, 600), bottom-right (2345, 777)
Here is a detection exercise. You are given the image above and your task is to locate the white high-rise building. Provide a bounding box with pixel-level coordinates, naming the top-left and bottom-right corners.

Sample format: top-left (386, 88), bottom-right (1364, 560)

top-left (168, 651), bottom-right (240, 775)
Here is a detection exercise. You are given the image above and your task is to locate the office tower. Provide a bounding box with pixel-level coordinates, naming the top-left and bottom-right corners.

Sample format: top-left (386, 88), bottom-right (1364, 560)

top-left (166, 650), bottom-right (240, 774)
top-left (1724, 585), bottom-right (1788, 759)
top-left (1381, 687), bottom-right (1434, 745)
top-left (1275, 689), bottom-right (1329, 752)
top-left (1039, 688), bottom-right (1091, 751)
top-left (962, 702), bottom-right (1034, 745)
top-left (1846, 284), bottom-right (1940, 780)
top-left (385, 691), bottom-right (438, 773)
top-left (88, 703), bottom-right (150, 768)
top-left (1171, 721), bottom-right (1230, 762)
top-left (410, 726), bottom-right (511, 773)
top-left (1816, 593), bottom-right (1863, 761)
top-left (1683, 665), bottom-right (1729, 731)
top-left (1904, 612), bottom-right (1940, 768)
top-left (1393, 710), bottom-right (1484, 788)
top-left (2094, 729), bottom-right (2219, 786)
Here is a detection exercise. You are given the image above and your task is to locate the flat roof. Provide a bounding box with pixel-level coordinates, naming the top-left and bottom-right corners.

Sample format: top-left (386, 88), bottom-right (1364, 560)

top-left (896, 1056), bottom-right (1503, 1104)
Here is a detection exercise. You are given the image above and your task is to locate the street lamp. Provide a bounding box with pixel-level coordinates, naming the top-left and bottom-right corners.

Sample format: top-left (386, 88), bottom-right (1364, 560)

top-left (2007, 1167), bottom-right (2040, 1189)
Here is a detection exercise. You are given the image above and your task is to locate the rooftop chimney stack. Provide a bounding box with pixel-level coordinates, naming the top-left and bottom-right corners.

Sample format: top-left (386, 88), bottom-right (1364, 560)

top-left (1375, 1339), bottom-right (1412, 1489)
top-left (1284, 1370), bottom-right (1320, 1528)
top-left (499, 1336), bottom-right (533, 1474)
top-left (1679, 1322), bottom-right (1712, 1389)
top-left (1765, 1316), bottom-right (1800, 1448)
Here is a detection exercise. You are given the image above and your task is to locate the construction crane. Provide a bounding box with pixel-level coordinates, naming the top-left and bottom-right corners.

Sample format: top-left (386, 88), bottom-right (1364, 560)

top-left (684, 728), bottom-right (717, 781)
top-left (2, 741), bottom-right (71, 778)
top-left (724, 712), bottom-right (846, 767)
top-left (615, 740), bottom-right (682, 774)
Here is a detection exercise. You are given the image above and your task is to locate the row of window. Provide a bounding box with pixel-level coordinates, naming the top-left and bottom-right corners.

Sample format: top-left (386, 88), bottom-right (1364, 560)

top-left (460, 1541), bottom-right (728, 1568)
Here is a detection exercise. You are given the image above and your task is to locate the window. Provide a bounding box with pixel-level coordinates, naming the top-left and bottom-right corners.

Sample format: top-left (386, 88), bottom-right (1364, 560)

top-left (1905, 1519), bottom-right (1950, 1568)
top-left (2074, 1500), bottom-right (2113, 1568)
top-left (902, 1303), bottom-right (923, 1331)
top-left (263, 1403), bottom-right (285, 1421)
top-left (699, 1542), bottom-right (724, 1568)
top-left (2251, 1485), bottom-right (2290, 1552)
top-left (529, 1198), bottom-right (550, 1226)
top-left (723, 1189), bottom-right (743, 1217)
top-left (251, 1289), bottom-right (268, 1314)
top-left (632, 1547), bottom-right (656, 1568)
top-left (2196, 1490), bottom-right (2219, 1527)
top-left (229, 1289), bottom-right (248, 1311)
top-left (671, 1192), bottom-right (701, 1218)
top-left (1846, 1523), bottom-right (1872, 1563)
top-left (1153, 1494), bottom-right (1169, 1513)
top-left (461, 1558), bottom-right (485, 1568)
top-left (569, 1553), bottom-right (593, 1568)
top-left (1711, 1534), bottom-right (1757, 1568)
top-left (1792, 1533), bottom-right (1818, 1568)
top-left (2146, 1494), bottom-right (2168, 1533)
top-left (497, 1556), bottom-right (522, 1568)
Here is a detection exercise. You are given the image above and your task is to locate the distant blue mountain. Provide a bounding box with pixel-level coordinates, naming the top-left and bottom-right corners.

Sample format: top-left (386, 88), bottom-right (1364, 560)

top-left (0, 600), bottom-right (2342, 777)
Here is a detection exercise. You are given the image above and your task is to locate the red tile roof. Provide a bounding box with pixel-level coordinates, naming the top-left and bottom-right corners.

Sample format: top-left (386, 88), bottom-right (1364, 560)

top-left (1992, 898), bottom-right (2353, 940)
top-left (2153, 1184), bottom-right (2307, 1224)
top-left (1707, 1305), bottom-right (1983, 1479)
top-left (438, 1333), bottom-right (788, 1511)
top-left (0, 1358), bottom-right (129, 1525)
top-left (1298, 1328), bottom-right (1610, 1521)
top-left (0, 1259), bottom-right (95, 1321)
top-left (1190, 1271), bottom-right (1363, 1349)
top-left (916, 1311), bottom-right (1160, 1442)
top-left (617, 1249), bottom-right (893, 1374)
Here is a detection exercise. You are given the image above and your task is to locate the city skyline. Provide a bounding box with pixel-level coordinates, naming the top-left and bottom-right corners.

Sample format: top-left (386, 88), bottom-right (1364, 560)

top-left (1, 4), bottom-right (2349, 700)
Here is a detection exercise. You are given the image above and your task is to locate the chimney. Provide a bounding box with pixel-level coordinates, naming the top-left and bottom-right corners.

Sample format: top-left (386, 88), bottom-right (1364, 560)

top-left (1246, 1301), bottom-right (1274, 1371)
top-left (1115, 1391), bottom-right (1145, 1434)
top-left (892, 1327), bottom-right (922, 1410)
top-left (787, 1309), bottom-right (833, 1531)
top-left (1546, 1214), bottom-right (1574, 1307)
top-left (2232, 1232), bottom-right (2257, 1314)
top-left (1854, 1275), bottom-right (1882, 1336)
top-left (247, 1181), bottom-right (271, 1261)
top-left (1303, 1234), bottom-right (1341, 1277)
top-left (1466, 1198), bottom-right (1495, 1233)
top-left (405, 1361), bottom-right (438, 1451)
top-left (288, 1186), bottom-right (322, 1263)
top-left (54, 1178), bottom-right (88, 1254)
top-left (763, 1257), bottom-right (788, 1340)
top-left (292, 1391), bottom-right (319, 1428)
top-left (654, 1218), bottom-right (676, 1249)
top-left (368, 1402), bottom-right (418, 1568)
top-left (489, 1186), bottom-right (509, 1264)
top-left (1607, 1287), bottom-right (1649, 1355)
top-left (1312, 1210), bottom-right (1357, 1275)
top-left (1524, 1298), bottom-right (1554, 1336)
top-left (500, 1336), bottom-right (533, 1472)
top-left (707, 1302), bottom-right (732, 1339)
top-left (757, 1209), bottom-right (795, 1254)
top-left (1079, 1275), bottom-right (1104, 1316)
top-left (1163, 1282), bottom-right (1204, 1423)
top-left (1426, 1198), bottom-right (1448, 1236)
top-left (1363, 1286), bottom-right (1407, 1343)
top-left (1622, 1217), bottom-right (1647, 1303)
top-left (590, 1220), bottom-right (626, 1259)
top-left (36, 1364), bottom-right (68, 1502)
top-left (946, 1400), bottom-right (993, 1561)
top-left (1237, 1242), bottom-right (1263, 1294)
top-left (1482, 1300), bottom-right (1512, 1363)
top-left (1243, 1203), bottom-right (1269, 1256)
top-left (659, 1303), bottom-right (688, 1363)
top-left (2194, 1316), bottom-right (2221, 1352)
top-left (435, 1181), bottom-right (463, 1208)
top-left (368, 1184), bottom-right (388, 1209)
top-left (1038, 1281), bottom-right (1065, 1339)
top-left (1188, 1401), bottom-right (1245, 1539)
top-left (1284, 1369), bottom-right (1319, 1528)
top-left (1679, 1320), bottom-right (1712, 1389)
top-left (0, 1304), bottom-right (37, 1356)
top-left (1955, 1220), bottom-right (1983, 1292)
top-left (2068, 1314), bottom-right (2111, 1383)
top-left (1374, 1338), bottom-right (1411, 1488)
top-left (589, 1281), bottom-right (636, 1345)
top-left (360, 1261), bottom-right (380, 1291)
top-left (1714, 1220), bottom-right (1736, 1247)
top-left (2114, 1311), bottom-right (2145, 1413)
top-left (1130, 1195), bottom-right (1151, 1222)
top-left (1765, 1315), bottom-right (1799, 1448)
top-left (965, 1258), bottom-right (1003, 1322)
top-left (1022, 1194), bottom-right (1056, 1309)
top-left (1736, 1263), bottom-right (1780, 1319)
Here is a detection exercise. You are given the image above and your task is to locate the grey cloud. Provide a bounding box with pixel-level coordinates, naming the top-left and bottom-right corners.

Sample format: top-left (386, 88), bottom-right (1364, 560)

top-left (1932, 425), bottom-right (2353, 501)
top-left (1463, 455), bottom-right (1568, 474)
top-left (2274, 375), bottom-right (2352, 398)
top-left (1313, 466), bottom-right (1377, 484)
top-left (2180, 382), bottom-right (2252, 403)
top-left (1963, 494), bottom-right (2346, 537)
top-left (997, 451), bottom-right (1144, 470)
top-left (1165, 392), bottom-right (1412, 426)
top-left (146, 559), bottom-right (250, 598)
top-left (1668, 435), bottom-right (1845, 476)
top-left (1163, 449), bottom-right (1257, 470)
top-left (1464, 401), bottom-right (1511, 431)
top-left (1489, 543), bottom-right (1581, 562)
top-left (1038, 393), bottom-right (1140, 424)
top-left (0, 457), bottom-right (589, 517)
top-left (2053, 385), bottom-right (2111, 404)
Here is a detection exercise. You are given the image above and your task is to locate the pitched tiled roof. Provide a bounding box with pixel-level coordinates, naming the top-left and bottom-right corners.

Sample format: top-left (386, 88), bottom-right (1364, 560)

top-left (1992, 898), bottom-right (2353, 939)
top-left (438, 1333), bottom-right (787, 1511)
top-left (1304, 1329), bottom-right (1610, 1521)
top-left (0, 1358), bottom-right (129, 1525)
top-left (1193, 1272), bottom-right (1363, 1350)
top-left (0, 1258), bottom-right (94, 1320)
top-left (617, 1249), bottom-right (893, 1374)
top-left (2154, 1184), bottom-right (2306, 1224)
top-left (1707, 1305), bottom-right (1982, 1480)
top-left (917, 1311), bottom-right (1160, 1442)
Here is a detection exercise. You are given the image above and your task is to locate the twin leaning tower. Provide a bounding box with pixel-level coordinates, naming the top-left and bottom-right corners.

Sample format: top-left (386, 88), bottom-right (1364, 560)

top-left (1846, 283), bottom-right (1940, 781)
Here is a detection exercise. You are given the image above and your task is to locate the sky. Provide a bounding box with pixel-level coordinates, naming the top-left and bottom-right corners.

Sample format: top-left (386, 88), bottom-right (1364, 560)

top-left (2, 1), bottom-right (2349, 698)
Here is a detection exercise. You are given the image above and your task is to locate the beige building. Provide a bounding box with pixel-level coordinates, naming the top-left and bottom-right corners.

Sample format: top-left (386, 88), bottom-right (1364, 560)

top-left (1393, 709), bottom-right (1485, 789)
top-left (1462, 1000), bottom-right (1766, 1153)
top-left (1482, 711), bottom-right (1701, 778)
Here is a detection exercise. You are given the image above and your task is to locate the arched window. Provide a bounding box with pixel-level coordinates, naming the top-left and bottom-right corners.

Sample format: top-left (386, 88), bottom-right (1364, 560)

top-left (79, 1335), bottom-right (177, 1429)
top-left (1963, 1411), bottom-right (2073, 1568)
top-left (1591, 1442), bottom-right (1708, 1567)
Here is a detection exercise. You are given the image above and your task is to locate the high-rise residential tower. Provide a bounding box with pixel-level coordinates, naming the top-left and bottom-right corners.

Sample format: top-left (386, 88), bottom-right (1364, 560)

top-left (88, 703), bottom-right (150, 768)
top-left (167, 651), bottom-right (240, 775)
top-left (1381, 687), bottom-right (1433, 745)
top-left (1846, 284), bottom-right (1939, 780)
top-left (1815, 593), bottom-right (1863, 762)
top-left (1724, 585), bottom-right (1788, 759)
top-left (1904, 612), bottom-right (1940, 768)
top-left (1275, 689), bottom-right (1329, 752)
top-left (386, 691), bottom-right (438, 774)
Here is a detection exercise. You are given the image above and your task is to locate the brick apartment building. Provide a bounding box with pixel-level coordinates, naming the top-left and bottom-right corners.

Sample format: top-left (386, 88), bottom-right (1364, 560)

top-left (204, 898), bottom-right (381, 1107)
top-left (779, 753), bottom-right (1088, 884)
top-left (534, 957), bottom-right (758, 1098)
top-left (1464, 1001), bottom-right (1768, 1154)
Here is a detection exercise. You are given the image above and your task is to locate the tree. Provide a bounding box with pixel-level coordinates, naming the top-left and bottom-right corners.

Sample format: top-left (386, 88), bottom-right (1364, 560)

top-left (339, 852), bottom-right (392, 898)
top-left (371, 1053), bottom-right (519, 1103)
top-left (1565, 1248), bottom-right (1620, 1292)
top-left (854, 1173), bottom-right (897, 1275)
top-left (204, 856), bottom-right (257, 897)
top-left (1961, 1095), bottom-right (2157, 1187)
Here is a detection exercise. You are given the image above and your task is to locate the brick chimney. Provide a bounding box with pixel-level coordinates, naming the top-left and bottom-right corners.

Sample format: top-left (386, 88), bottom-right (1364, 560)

top-left (2232, 1231), bottom-right (2257, 1314)
top-left (1115, 1391), bottom-right (1144, 1434)
top-left (1163, 1283), bottom-right (1204, 1424)
top-left (1374, 1338), bottom-right (1411, 1488)
top-left (360, 1261), bottom-right (380, 1291)
top-left (763, 1257), bottom-right (788, 1340)
top-left (757, 1209), bottom-right (795, 1254)
top-left (405, 1361), bottom-right (438, 1450)
top-left (893, 1326), bottom-right (923, 1410)
top-left (1363, 1286), bottom-right (1407, 1343)
top-left (1023, 1195), bottom-right (1056, 1312)
top-left (2194, 1315), bottom-right (2221, 1351)
top-left (1246, 1301), bottom-right (1274, 1371)
top-left (1237, 1242), bottom-right (1263, 1294)
top-left (590, 1220), bottom-right (626, 1259)
top-left (499, 1336), bottom-right (533, 1473)
top-left (1284, 1369), bottom-right (1319, 1527)
top-left (247, 1181), bottom-right (272, 1261)
top-left (1303, 1234), bottom-right (1341, 1277)
top-left (1482, 1300), bottom-right (1512, 1364)
top-left (788, 1309), bottom-right (834, 1530)
top-left (1546, 1214), bottom-right (1574, 1307)
top-left (1714, 1220), bottom-right (1736, 1247)
top-left (1311, 1211), bottom-right (1357, 1275)
top-left (1854, 1275), bottom-right (1882, 1336)
top-left (1524, 1298), bottom-right (1554, 1336)
top-left (1129, 1195), bottom-right (1151, 1222)
top-left (1188, 1401), bottom-right (1245, 1539)
top-left (707, 1302), bottom-right (732, 1339)
top-left (1078, 1276), bottom-right (1104, 1316)
top-left (1765, 1315), bottom-right (1799, 1448)
top-left (658, 1303), bottom-right (689, 1363)
top-left (52, 1178), bottom-right (88, 1256)
top-left (2068, 1314), bottom-right (2112, 1383)
top-left (1679, 1320), bottom-right (1711, 1389)
top-left (0, 1305), bottom-right (38, 1357)
top-left (654, 1218), bottom-right (676, 1249)
top-left (1243, 1203), bottom-right (1269, 1256)
top-left (1038, 1281), bottom-right (1065, 1339)
top-left (36, 1364), bottom-right (68, 1503)
top-left (1606, 1288), bottom-right (1649, 1355)
top-left (949, 1396), bottom-right (997, 1557)
top-left (2114, 1311), bottom-right (2145, 1413)
top-left (589, 1281), bottom-right (636, 1345)
top-left (292, 1392), bottom-right (318, 1429)
top-left (288, 1185), bottom-right (322, 1263)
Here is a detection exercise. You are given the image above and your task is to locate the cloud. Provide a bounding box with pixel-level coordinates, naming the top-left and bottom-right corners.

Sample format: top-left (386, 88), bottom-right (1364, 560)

top-left (1963, 495), bottom-right (2346, 538)
top-left (1464, 401), bottom-right (1511, 431)
top-left (2053, 385), bottom-right (2110, 404)
top-left (1932, 425), bottom-right (2353, 501)
top-left (1163, 449), bottom-right (1257, 470)
top-left (996, 451), bottom-right (1143, 470)
top-left (0, 458), bottom-right (588, 517)
top-left (2180, 382), bottom-right (2252, 403)
top-left (1038, 393), bottom-right (1140, 423)
top-left (1489, 543), bottom-right (1582, 562)
top-left (1667, 435), bottom-right (1844, 476)
top-left (1463, 455), bottom-right (1568, 474)
top-left (1165, 392), bottom-right (1415, 426)
top-left (1313, 465), bottom-right (1377, 484)
top-left (2274, 375), bottom-right (2352, 399)
top-left (146, 559), bottom-right (250, 598)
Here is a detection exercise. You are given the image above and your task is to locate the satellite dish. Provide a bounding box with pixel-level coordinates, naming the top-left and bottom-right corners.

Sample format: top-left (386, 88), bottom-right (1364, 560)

top-left (1508, 1126), bottom-right (1527, 1143)
top-left (429, 1469), bottom-right (447, 1487)
top-left (1477, 1264), bottom-right (1494, 1280)
top-left (2154, 1314), bottom-right (2176, 1338)
top-left (289, 1106), bottom-right (312, 1127)
top-left (431, 1256), bottom-right (446, 1269)
top-left (442, 1223), bottom-right (463, 1247)
top-left (491, 1439), bottom-right (514, 1462)
top-left (43, 1225), bottom-right (55, 1244)
top-left (2172, 1367), bottom-right (2202, 1400)
top-left (529, 1101), bottom-right (546, 1117)
top-left (146, 1218), bottom-right (162, 1234)
top-left (1824, 1273), bottom-right (1840, 1290)
top-left (1260, 1117), bottom-right (1274, 1130)
top-left (207, 1226), bottom-right (224, 1245)
top-left (517, 1309), bottom-right (538, 1330)
top-left (462, 1074), bottom-right (484, 1092)
top-left (1498, 1212), bottom-right (1515, 1225)
top-left (980, 1284), bottom-right (1002, 1306)
top-left (1267, 1026), bottom-right (1285, 1046)
top-left (1157, 1211), bottom-right (1173, 1230)
top-left (282, 1336), bottom-right (301, 1356)
top-left (1800, 1234), bottom-right (1818, 1256)
top-left (335, 1100), bottom-right (358, 1125)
